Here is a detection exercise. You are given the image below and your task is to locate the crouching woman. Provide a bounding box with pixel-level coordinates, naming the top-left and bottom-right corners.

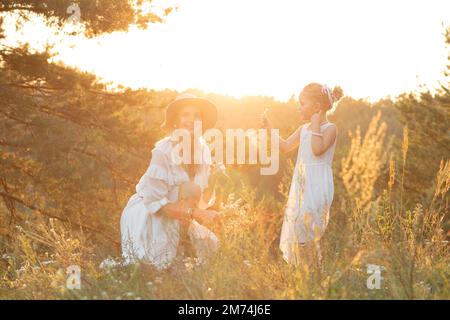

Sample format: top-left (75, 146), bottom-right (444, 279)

top-left (120, 93), bottom-right (221, 270)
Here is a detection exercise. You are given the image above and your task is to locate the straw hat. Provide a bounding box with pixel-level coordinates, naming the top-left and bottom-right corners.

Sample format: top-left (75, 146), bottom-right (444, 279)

top-left (161, 93), bottom-right (218, 130)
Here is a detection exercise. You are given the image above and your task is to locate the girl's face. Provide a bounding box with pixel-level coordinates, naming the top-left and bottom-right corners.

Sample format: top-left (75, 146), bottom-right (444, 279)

top-left (298, 94), bottom-right (321, 121)
top-left (175, 105), bottom-right (202, 133)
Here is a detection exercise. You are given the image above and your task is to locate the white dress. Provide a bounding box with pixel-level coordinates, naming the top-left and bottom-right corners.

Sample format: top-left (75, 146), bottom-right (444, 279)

top-left (120, 135), bottom-right (218, 270)
top-left (280, 122), bottom-right (336, 264)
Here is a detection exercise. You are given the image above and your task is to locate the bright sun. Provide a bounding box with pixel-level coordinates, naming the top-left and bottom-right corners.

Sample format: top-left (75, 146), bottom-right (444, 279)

top-left (3, 0), bottom-right (450, 101)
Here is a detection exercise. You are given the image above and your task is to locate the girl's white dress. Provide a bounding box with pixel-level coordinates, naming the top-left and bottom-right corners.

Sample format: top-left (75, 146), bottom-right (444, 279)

top-left (120, 135), bottom-right (218, 270)
top-left (280, 122), bottom-right (337, 264)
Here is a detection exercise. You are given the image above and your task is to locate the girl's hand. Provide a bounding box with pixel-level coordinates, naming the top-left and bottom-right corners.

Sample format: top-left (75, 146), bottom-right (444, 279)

top-left (311, 110), bottom-right (324, 125)
top-left (260, 108), bottom-right (272, 129)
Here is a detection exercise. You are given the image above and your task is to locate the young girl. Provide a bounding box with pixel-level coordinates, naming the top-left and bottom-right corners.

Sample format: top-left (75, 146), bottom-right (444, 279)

top-left (262, 83), bottom-right (343, 266)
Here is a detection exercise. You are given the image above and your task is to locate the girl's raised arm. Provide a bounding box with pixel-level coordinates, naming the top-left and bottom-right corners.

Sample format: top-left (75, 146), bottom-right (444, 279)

top-left (279, 126), bottom-right (301, 153)
top-left (261, 111), bottom-right (301, 153)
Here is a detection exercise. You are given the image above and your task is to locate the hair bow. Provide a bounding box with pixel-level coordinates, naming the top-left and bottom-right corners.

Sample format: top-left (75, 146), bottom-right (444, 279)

top-left (321, 84), bottom-right (334, 106)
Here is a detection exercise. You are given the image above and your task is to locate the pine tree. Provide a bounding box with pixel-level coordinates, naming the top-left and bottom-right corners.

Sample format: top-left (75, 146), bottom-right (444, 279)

top-left (0, 1), bottom-right (174, 250)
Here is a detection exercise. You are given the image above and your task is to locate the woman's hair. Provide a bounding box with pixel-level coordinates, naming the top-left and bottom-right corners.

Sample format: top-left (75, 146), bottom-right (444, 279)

top-left (300, 83), bottom-right (344, 111)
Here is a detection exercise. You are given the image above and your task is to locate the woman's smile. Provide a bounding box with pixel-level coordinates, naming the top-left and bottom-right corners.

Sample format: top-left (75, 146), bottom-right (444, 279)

top-left (176, 105), bottom-right (202, 132)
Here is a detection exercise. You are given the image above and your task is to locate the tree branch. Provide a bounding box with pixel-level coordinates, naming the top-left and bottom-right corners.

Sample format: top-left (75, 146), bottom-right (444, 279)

top-left (0, 190), bottom-right (120, 246)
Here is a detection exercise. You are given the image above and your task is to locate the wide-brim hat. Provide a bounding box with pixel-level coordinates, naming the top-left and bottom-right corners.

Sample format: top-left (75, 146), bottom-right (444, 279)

top-left (161, 93), bottom-right (218, 131)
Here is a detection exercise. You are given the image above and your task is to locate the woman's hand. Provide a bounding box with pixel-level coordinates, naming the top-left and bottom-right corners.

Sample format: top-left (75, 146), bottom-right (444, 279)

top-left (193, 208), bottom-right (221, 227)
top-left (175, 204), bottom-right (194, 227)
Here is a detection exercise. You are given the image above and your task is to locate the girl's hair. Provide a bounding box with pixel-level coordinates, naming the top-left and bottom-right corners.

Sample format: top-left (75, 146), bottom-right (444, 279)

top-left (300, 83), bottom-right (344, 111)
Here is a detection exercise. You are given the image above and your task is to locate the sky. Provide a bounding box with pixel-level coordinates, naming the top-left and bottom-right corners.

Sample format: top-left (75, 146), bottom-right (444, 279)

top-left (3, 0), bottom-right (450, 101)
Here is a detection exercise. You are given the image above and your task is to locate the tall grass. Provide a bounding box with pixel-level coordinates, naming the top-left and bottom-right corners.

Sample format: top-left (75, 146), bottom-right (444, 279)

top-left (0, 116), bottom-right (449, 299)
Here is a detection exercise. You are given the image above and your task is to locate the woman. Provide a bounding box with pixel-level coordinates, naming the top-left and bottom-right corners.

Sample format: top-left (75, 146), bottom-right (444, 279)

top-left (120, 93), bottom-right (221, 270)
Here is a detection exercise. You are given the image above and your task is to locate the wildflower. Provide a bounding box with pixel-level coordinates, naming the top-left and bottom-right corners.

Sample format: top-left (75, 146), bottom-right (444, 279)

top-left (17, 266), bottom-right (27, 275)
top-left (183, 257), bottom-right (195, 272)
top-left (194, 257), bottom-right (204, 266)
top-left (99, 257), bottom-right (121, 269)
top-left (41, 260), bottom-right (56, 266)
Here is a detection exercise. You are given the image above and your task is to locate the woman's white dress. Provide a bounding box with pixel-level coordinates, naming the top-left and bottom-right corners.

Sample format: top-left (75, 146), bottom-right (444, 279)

top-left (280, 122), bottom-right (336, 264)
top-left (120, 135), bottom-right (218, 270)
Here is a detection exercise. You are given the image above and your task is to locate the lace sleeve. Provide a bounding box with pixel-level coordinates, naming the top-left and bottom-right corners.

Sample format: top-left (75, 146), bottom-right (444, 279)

top-left (135, 149), bottom-right (172, 215)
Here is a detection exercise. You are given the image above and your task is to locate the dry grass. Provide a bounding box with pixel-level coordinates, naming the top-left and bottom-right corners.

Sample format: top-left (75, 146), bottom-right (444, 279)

top-left (1, 117), bottom-right (449, 300)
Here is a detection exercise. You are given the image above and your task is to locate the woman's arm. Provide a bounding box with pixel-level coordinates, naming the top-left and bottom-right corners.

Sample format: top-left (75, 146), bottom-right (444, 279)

top-left (159, 202), bottom-right (220, 227)
top-left (158, 202), bottom-right (192, 226)
top-left (139, 147), bottom-right (220, 227)
top-left (137, 148), bottom-right (191, 225)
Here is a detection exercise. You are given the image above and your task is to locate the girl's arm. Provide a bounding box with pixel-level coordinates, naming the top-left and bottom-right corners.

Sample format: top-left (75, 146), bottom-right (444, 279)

top-left (261, 112), bottom-right (301, 154)
top-left (310, 112), bottom-right (337, 156)
top-left (275, 126), bottom-right (301, 154)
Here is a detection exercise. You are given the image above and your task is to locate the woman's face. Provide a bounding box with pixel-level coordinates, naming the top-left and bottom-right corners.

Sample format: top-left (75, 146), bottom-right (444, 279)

top-left (175, 105), bottom-right (202, 133)
top-left (298, 94), bottom-right (321, 121)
